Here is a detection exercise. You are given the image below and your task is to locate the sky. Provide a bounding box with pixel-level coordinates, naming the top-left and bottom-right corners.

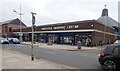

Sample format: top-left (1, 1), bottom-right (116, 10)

top-left (0, 0), bottom-right (119, 26)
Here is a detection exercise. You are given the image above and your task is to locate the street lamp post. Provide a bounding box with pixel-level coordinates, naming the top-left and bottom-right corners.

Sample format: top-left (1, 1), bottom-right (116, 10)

top-left (103, 5), bottom-right (107, 45)
top-left (13, 8), bottom-right (23, 42)
top-left (31, 12), bottom-right (36, 61)
top-left (103, 22), bottom-right (106, 45)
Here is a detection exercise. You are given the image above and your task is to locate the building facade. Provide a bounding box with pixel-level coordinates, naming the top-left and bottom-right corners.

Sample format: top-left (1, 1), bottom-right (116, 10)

top-left (13, 8), bottom-right (120, 46)
top-left (0, 24), bottom-right (2, 36)
top-left (13, 20), bottom-right (115, 46)
top-left (1, 18), bottom-right (27, 38)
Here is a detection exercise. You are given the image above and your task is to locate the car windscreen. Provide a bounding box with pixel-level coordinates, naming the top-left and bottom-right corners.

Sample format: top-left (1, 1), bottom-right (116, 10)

top-left (0, 38), bottom-right (8, 41)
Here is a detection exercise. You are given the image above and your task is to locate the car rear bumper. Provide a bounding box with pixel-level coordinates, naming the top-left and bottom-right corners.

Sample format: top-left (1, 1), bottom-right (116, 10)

top-left (98, 56), bottom-right (104, 65)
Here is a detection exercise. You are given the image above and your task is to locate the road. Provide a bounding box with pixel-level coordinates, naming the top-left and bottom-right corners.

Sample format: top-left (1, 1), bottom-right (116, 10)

top-left (2, 44), bottom-right (103, 69)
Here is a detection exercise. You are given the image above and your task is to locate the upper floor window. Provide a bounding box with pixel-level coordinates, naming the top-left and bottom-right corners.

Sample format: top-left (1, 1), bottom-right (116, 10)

top-left (9, 27), bottom-right (12, 32)
top-left (5, 26), bottom-right (8, 32)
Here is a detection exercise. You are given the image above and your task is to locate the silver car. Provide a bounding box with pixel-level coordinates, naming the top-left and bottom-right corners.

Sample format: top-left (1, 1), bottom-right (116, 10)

top-left (0, 38), bottom-right (9, 44)
top-left (114, 40), bottom-right (120, 45)
top-left (8, 38), bottom-right (20, 44)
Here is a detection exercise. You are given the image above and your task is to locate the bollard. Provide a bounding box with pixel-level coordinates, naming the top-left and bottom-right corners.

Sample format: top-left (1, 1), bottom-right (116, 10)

top-left (47, 41), bottom-right (53, 45)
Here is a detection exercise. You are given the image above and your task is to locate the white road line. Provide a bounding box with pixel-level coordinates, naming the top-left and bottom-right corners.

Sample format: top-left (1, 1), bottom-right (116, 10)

top-left (46, 51), bottom-right (56, 55)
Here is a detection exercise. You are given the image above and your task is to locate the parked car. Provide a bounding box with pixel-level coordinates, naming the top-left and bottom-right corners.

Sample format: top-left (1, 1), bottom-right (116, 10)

top-left (0, 38), bottom-right (9, 44)
top-left (8, 38), bottom-right (20, 44)
top-left (114, 40), bottom-right (120, 45)
top-left (38, 38), bottom-right (45, 43)
top-left (98, 45), bottom-right (120, 70)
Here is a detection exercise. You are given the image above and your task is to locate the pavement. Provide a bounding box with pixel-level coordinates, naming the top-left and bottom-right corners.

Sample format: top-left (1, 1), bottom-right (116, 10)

top-left (21, 42), bottom-right (106, 51)
top-left (1, 47), bottom-right (76, 69)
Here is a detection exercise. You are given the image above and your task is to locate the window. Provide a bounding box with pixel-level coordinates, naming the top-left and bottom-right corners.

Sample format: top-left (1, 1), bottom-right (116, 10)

top-left (5, 26), bottom-right (8, 32)
top-left (2, 26), bottom-right (4, 33)
top-left (9, 27), bottom-right (12, 32)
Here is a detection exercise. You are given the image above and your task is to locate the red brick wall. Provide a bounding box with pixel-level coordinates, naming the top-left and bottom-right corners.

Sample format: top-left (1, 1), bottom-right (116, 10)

top-left (2, 24), bottom-right (27, 37)
top-left (94, 22), bottom-right (115, 33)
top-left (92, 31), bottom-right (115, 45)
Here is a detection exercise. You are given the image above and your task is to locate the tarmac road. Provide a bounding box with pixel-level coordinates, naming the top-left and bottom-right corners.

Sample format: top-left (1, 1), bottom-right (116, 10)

top-left (2, 44), bottom-right (103, 70)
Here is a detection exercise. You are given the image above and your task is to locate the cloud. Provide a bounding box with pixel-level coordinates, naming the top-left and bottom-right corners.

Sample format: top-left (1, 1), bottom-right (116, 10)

top-left (0, 0), bottom-right (119, 26)
top-left (37, 0), bottom-right (118, 24)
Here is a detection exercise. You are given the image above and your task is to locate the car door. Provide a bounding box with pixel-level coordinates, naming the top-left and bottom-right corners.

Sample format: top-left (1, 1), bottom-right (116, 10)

top-left (112, 45), bottom-right (120, 69)
top-left (112, 46), bottom-right (120, 64)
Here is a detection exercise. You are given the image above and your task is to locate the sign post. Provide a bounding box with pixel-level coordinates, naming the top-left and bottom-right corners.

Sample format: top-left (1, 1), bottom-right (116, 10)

top-left (31, 12), bottom-right (36, 61)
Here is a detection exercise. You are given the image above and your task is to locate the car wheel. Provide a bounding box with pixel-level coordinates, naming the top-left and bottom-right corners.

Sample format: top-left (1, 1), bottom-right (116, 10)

top-left (103, 60), bottom-right (116, 70)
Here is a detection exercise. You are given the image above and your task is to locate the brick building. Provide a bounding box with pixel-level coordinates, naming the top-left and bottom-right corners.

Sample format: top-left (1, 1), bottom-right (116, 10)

top-left (13, 8), bottom-right (120, 46)
top-left (0, 24), bottom-right (2, 36)
top-left (0, 18), bottom-right (27, 38)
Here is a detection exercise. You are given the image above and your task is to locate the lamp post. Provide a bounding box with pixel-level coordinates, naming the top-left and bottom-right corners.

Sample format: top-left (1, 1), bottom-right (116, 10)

top-left (31, 12), bottom-right (36, 61)
top-left (103, 22), bottom-right (106, 45)
top-left (118, 1), bottom-right (120, 40)
top-left (103, 5), bottom-right (107, 45)
top-left (13, 8), bottom-right (23, 42)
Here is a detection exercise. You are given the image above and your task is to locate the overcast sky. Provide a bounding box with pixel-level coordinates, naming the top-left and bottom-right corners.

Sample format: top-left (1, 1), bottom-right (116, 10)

top-left (0, 0), bottom-right (119, 26)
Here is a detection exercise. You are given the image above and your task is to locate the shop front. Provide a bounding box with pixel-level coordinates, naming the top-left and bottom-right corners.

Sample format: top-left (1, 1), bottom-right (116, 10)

top-left (44, 32), bottom-right (93, 46)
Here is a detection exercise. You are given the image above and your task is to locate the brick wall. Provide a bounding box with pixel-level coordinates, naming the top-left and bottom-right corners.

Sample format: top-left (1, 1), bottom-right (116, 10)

top-left (2, 24), bottom-right (27, 37)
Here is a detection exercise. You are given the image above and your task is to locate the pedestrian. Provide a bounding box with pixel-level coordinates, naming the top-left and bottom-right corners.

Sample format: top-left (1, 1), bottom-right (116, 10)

top-left (77, 40), bottom-right (81, 49)
top-left (86, 38), bottom-right (89, 47)
top-left (88, 38), bottom-right (91, 47)
top-left (71, 38), bottom-right (74, 46)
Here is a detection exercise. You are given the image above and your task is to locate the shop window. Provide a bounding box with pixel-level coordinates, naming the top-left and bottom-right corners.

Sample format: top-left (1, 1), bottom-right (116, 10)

top-left (63, 36), bottom-right (72, 43)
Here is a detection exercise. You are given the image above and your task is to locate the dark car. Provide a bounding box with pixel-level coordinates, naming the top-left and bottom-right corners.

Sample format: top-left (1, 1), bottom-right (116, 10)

top-left (0, 38), bottom-right (9, 44)
top-left (98, 45), bottom-right (120, 70)
top-left (8, 38), bottom-right (20, 44)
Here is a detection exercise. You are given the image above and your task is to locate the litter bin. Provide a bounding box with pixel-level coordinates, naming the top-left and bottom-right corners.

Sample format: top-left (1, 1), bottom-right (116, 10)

top-left (77, 41), bottom-right (81, 49)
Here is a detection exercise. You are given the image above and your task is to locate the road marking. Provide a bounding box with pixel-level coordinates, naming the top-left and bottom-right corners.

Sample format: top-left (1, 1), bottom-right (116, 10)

top-left (46, 51), bottom-right (56, 55)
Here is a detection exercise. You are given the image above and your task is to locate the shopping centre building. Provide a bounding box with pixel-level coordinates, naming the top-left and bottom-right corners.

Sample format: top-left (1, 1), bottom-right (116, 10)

top-left (12, 8), bottom-right (120, 46)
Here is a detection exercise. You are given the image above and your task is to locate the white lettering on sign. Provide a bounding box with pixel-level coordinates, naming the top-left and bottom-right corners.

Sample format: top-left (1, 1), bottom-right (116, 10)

top-left (67, 25), bottom-right (79, 29)
top-left (75, 25), bottom-right (79, 28)
top-left (41, 27), bottom-right (52, 30)
top-left (53, 26), bottom-right (65, 30)
top-left (41, 25), bottom-right (79, 30)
